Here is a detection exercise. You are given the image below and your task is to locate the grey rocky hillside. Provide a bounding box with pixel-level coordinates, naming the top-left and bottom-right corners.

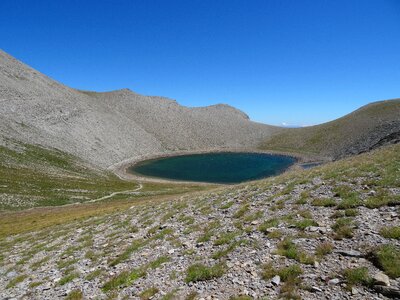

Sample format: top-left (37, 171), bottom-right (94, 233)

top-left (1, 144), bottom-right (399, 299)
top-left (0, 50), bottom-right (280, 168)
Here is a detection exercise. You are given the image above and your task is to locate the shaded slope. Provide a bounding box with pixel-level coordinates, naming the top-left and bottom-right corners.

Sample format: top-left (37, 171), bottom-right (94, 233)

top-left (260, 99), bottom-right (400, 158)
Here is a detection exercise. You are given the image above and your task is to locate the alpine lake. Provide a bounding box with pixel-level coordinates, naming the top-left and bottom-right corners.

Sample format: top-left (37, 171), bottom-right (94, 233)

top-left (129, 152), bottom-right (296, 184)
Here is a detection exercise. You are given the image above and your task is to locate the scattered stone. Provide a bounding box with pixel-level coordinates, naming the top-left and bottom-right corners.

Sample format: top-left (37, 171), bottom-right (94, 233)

top-left (373, 272), bottom-right (390, 286)
top-left (311, 286), bottom-right (323, 293)
top-left (373, 286), bottom-right (400, 298)
top-left (328, 278), bottom-right (340, 285)
top-left (351, 287), bottom-right (358, 295)
top-left (271, 275), bottom-right (280, 286)
top-left (336, 250), bottom-right (363, 258)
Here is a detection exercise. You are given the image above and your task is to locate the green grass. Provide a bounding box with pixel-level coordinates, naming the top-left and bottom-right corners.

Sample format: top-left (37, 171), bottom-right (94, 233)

top-left (65, 289), bottom-right (83, 300)
top-left (262, 262), bottom-right (303, 282)
top-left (139, 287), bottom-right (159, 300)
top-left (343, 267), bottom-right (371, 287)
top-left (365, 190), bottom-right (399, 208)
top-left (233, 204), bottom-right (249, 218)
top-left (335, 186), bottom-right (362, 209)
top-left (6, 274), bottom-right (27, 288)
top-left (229, 296), bottom-right (253, 300)
top-left (315, 242), bottom-right (334, 257)
top-left (109, 239), bottom-right (147, 266)
top-left (148, 256), bottom-right (170, 269)
top-left (102, 268), bottom-right (146, 291)
top-left (262, 263), bottom-right (303, 299)
top-left (0, 140), bottom-right (213, 238)
top-left (85, 269), bottom-right (104, 281)
top-left (185, 263), bottom-right (226, 283)
top-left (212, 240), bottom-right (246, 259)
top-left (368, 244), bottom-right (400, 278)
top-left (294, 219), bottom-right (318, 230)
top-left (258, 218), bottom-right (279, 233)
top-left (29, 281), bottom-right (44, 288)
top-left (380, 226), bottom-right (400, 240)
top-left (276, 238), bottom-right (315, 264)
top-left (311, 198), bottom-right (336, 207)
top-left (214, 231), bottom-right (239, 246)
top-left (267, 229), bottom-right (284, 239)
top-left (59, 272), bottom-right (79, 285)
top-left (332, 217), bottom-right (354, 240)
top-left (276, 238), bottom-right (298, 260)
top-left (219, 201), bottom-right (234, 209)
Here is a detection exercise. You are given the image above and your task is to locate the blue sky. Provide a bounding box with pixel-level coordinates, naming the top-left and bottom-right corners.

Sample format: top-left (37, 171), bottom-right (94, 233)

top-left (1, 0), bottom-right (399, 126)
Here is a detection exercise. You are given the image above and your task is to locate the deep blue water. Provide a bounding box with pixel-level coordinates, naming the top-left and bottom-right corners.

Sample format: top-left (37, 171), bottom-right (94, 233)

top-left (129, 152), bottom-right (296, 184)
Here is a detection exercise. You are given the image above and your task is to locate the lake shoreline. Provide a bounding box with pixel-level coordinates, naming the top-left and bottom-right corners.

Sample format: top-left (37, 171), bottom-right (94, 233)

top-left (110, 148), bottom-right (329, 185)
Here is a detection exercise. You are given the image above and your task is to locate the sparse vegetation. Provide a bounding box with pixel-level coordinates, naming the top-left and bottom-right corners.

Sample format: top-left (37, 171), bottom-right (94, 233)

top-left (139, 287), bottom-right (159, 300)
top-left (380, 226), bottom-right (400, 240)
top-left (276, 238), bottom-right (315, 264)
top-left (294, 218), bottom-right (318, 230)
top-left (312, 198), bottom-right (336, 207)
top-left (0, 103), bottom-right (399, 300)
top-left (343, 267), bottom-right (371, 287)
top-left (102, 268), bottom-right (146, 291)
top-left (315, 242), bottom-right (333, 257)
top-left (6, 274), bottom-right (27, 288)
top-left (185, 263), bottom-right (226, 283)
top-left (65, 289), bottom-right (83, 300)
top-left (258, 218), bottom-right (279, 233)
top-left (368, 244), bottom-right (400, 278)
top-left (332, 217), bottom-right (354, 240)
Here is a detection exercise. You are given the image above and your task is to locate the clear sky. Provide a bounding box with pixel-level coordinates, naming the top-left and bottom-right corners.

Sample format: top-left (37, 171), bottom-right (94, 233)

top-left (1, 0), bottom-right (399, 126)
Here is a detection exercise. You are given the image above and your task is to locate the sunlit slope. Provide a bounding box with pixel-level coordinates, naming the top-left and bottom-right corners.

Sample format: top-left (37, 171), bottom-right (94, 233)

top-left (1, 143), bottom-right (399, 298)
top-left (261, 99), bottom-right (400, 158)
top-left (0, 140), bottom-right (209, 211)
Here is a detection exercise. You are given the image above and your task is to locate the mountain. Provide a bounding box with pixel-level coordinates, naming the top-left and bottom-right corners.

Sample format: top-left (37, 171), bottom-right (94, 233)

top-left (0, 50), bottom-right (280, 168)
top-left (1, 50), bottom-right (400, 300)
top-left (261, 99), bottom-right (400, 159)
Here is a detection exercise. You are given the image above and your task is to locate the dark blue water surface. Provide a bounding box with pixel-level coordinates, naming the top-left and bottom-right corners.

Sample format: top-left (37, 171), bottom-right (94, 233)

top-left (129, 152), bottom-right (296, 184)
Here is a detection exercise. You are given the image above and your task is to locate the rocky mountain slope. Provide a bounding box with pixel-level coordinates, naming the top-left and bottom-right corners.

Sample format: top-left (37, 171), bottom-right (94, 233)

top-left (1, 144), bottom-right (399, 299)
top-left (0, 50), bottom-right (279, 168)
top-left (261, 99), bottom-right (400, 159)
top-left (1, 49), bottom-right (399, 169)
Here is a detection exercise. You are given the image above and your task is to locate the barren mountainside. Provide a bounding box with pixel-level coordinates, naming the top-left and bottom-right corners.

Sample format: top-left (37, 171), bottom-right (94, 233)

top-left (0, 50), bottom-right (280, 168)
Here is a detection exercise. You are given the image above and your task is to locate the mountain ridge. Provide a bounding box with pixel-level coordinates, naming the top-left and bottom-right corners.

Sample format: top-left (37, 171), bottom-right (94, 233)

top-left (0, 50), bottom-right (279, 168)
top-left (1, 49), bottom-right (399, 169)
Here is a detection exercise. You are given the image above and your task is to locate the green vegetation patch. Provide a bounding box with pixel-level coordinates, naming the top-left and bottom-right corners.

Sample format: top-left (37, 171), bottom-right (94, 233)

top-left (6, 274), bottom-right (28, 288)
top-left (367, 244), bottom-right (400, 278)
top-left (185, 262), bottom-right (226, 283)
top-left (294, 219), bottom-right (318, 230)
top-left (380, 226), bottom-right (400, 240)
top-left (65, 289), bottom-right (83, 300)
top-left (311, 198), bottom-right (336, 207)
top-left (262, 262), bottom-right (303, 282)
top-left (276, 238), bottom-right (315, 264)
top-left (102, 268), bottom-right (146, 291)
top-left (258, 218), bottom-right (279, 233)
top-left (139, 287), bottom-right (159, 300)
top-left (332, 217), bottom-right (355, 240)
top-left (315, 242), bottom-right (334, 257)
top-left (343, 267), bottom-right (372, 287)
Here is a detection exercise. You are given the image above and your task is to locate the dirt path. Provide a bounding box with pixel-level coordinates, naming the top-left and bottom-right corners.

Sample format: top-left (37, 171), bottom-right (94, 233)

top-left (88, 183), bottom-right (143, 203)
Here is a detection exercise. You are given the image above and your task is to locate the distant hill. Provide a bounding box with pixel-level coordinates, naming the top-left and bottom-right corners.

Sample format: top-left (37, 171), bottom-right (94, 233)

top-left (260, 99), bottom-right (400, 159)
top-left (0, 50), bottom-right (279, 168)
